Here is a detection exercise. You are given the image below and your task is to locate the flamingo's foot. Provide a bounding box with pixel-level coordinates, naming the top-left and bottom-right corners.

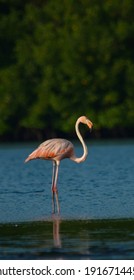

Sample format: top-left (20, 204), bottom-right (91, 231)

top-left (51, 186), bottom-right (60, 215)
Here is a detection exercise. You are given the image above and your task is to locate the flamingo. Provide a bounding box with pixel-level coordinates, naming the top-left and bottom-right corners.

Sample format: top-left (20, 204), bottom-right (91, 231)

top-left (25, 116), bottom-right (93, 214)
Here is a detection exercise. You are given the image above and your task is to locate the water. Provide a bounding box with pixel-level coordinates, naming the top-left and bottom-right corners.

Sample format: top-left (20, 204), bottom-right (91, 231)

top-left (0, 140), bottom-right (134, 259)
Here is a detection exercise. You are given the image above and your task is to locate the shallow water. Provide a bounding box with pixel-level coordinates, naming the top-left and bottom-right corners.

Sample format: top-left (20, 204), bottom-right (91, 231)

top-left (1, 218), bottom-right (134, 260)
top-left (0, 140), bottom-right (134, 259)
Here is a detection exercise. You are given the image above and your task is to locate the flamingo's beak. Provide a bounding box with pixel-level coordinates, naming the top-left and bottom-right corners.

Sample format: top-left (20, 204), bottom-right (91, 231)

top-left (86, 119), bottom-right (93, 131)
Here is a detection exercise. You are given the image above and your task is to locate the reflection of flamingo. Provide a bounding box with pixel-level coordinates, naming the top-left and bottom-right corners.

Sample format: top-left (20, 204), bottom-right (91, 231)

top-left (25, 116), bottom-right (93, 214)
top-left (53, 216), bottom-right (61, 248)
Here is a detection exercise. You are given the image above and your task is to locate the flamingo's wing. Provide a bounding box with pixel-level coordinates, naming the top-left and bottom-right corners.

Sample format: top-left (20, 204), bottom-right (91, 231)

top-left (25, 138), bottom-right (74, 162)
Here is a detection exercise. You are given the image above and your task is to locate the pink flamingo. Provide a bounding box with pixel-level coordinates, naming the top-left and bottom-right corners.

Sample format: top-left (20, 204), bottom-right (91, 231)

top-left (25, 116), bottom-right (93, 214)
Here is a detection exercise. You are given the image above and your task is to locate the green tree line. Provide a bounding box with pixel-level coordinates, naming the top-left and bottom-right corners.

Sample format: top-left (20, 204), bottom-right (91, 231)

top-left (0, 0), bottom-right (134, 141)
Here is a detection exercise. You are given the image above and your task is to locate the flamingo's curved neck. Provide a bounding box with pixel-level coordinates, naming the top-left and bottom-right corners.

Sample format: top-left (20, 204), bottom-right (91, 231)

top-left (71, 119), bottom-right (88, 163)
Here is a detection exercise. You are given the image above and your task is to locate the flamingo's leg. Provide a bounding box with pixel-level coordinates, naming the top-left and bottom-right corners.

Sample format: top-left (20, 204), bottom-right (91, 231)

top-left (51, 161), bottom-right (56, 213)
top-left (51, 161), bottom-right (60, 214)
top-left (54, 162), bottom-right (60, 214)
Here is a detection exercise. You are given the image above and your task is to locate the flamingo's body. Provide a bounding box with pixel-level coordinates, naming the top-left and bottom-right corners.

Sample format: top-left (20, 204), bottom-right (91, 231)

top-left (25, 116), bottom-right (93, 213)
top-left (25, 138), bottom-right (74, 162)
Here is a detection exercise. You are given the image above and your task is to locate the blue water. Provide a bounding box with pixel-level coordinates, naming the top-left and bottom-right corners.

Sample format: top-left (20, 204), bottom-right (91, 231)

top-left (0, 141), bottom-right (134, 222)
top-left (0, 140), bottom-right (134, 259)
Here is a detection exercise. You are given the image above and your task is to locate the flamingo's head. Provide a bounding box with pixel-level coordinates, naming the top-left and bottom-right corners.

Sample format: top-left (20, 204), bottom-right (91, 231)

top-left (78, 116), bottom-right (93, 131)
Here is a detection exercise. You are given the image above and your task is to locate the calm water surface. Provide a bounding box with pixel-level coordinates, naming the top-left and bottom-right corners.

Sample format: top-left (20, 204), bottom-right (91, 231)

top-left (0, 140), bottom-right (134, 259)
